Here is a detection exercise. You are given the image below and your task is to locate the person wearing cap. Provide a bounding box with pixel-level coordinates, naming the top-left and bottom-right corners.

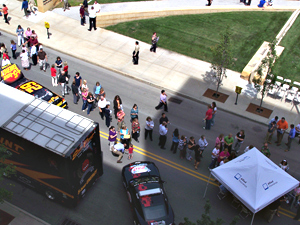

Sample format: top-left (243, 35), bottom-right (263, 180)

top-left (285, 124), bottom-right (296, 152)
top-left (37, 47), bottom-right (47, 72)
top-left (79, 4), bottom-right (85, 26)
top-left (155, 90), bottom-right (168, 112)
top-left (275, 117), bottom-right (288, 146)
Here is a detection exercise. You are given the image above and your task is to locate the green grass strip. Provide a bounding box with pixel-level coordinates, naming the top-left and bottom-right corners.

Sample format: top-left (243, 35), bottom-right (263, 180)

top-left (107, 11), bottom-right (292, 73)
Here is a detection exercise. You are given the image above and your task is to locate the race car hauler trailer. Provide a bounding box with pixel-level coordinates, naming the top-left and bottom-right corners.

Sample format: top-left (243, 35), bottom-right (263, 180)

top-left (0, 83), bottom-right (103, 206)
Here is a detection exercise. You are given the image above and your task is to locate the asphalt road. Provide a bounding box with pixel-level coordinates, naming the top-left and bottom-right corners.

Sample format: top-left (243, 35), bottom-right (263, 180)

top-left (1, 31), bottom-right (299, 225)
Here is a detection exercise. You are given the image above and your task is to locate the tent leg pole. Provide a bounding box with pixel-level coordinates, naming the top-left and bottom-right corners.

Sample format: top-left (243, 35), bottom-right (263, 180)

top-left (203, 172), bottom-right (212, 198)
top-left (250, 213), bottom-right (255, 225)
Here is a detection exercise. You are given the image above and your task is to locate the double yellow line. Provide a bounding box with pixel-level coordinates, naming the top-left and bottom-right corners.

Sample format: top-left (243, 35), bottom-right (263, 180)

top-left (100, 131), bottom-right (217, 186)
top-left (100, 131), bottom-right (297, 219)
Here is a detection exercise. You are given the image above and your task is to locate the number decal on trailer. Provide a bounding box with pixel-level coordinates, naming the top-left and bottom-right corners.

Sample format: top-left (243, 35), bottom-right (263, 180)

top-left (19, 81), bottom-right (43, 93)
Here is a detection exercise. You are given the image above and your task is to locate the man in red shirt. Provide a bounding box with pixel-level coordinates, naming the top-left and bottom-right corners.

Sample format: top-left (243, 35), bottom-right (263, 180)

top-left (275, 117), bottom-right (288, 146)
top-left (203, 105), bottom-right (213, 130)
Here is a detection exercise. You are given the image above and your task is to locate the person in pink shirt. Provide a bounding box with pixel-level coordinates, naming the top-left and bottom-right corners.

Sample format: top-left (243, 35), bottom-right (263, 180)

top-left (218, 148), bottom-right (230, 165)
top-left (215, 134), bottom-right (224, 151)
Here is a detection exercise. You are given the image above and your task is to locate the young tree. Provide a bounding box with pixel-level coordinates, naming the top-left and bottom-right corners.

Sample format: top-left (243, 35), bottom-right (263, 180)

top-left (0, 144), bottom-right (16, 203)
top-left (211, 27), bottom-right (233, 98)
top-left (252, 39), bottom-right (277, 113)
top-left (180, 199), bottom-right (239, 225)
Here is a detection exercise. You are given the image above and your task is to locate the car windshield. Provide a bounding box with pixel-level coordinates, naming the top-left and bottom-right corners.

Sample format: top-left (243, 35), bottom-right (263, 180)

top-left (130, 176), bottom-right (159, 187)
top-left (142, 200), bottom-right (167, 221)
top-left (32, 88), bottom-right (54, 101)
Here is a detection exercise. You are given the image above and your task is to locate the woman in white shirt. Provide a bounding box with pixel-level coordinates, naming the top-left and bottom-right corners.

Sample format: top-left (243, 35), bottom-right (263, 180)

top-left (145, 116), bottom-right (154, 141)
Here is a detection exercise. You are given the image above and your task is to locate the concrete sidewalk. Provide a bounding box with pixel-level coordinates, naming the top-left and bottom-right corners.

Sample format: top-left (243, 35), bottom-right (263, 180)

top-left (0, 201), bottom-right (50, 225)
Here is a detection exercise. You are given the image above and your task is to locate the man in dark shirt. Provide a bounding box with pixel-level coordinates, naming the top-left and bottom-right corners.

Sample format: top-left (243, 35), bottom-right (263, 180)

top-left (159, 113), bottom-right (169, 125)
top-left (58, 71), bottom-right (68, 97)
top-left (83, 0), bottom-right (88, 13)
top-left (265, 121), bottom-right (276, 144)
top-left (79, 4), bottom-right (85, 26)
top-left (37, 47), bottom-right (47, 72)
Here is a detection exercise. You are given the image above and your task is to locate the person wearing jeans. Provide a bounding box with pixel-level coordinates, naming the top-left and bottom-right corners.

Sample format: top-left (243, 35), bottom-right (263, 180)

top-left (285, 124), bottom-right (296, 152)
top-left (203, 105), bottom-right (213, 130)
top-left (170, 128), bottom-right (179, 154)
top-left (209, 145), bottom-right (220, 169)
top-left (232, 130), bottom-right (245, 153)
top-left (159, 122), bottom-right (168, 149)
top-left (186, 137), bottom-right (196, 161)
top-left (276, 117), bottom-right (288, 146)
top-left (145, 117), bottom-right (154, 141)
top-left (58, 71), bottom-right (68, 97)
top-left (37, 48), bottom-right (47, 72)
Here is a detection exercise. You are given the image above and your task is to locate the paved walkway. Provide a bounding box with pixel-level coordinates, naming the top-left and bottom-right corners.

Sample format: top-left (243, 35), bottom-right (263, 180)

top-left (0, 201), bottom-right (50, 225)
top-left (0, 0), bottom-right (299, 222)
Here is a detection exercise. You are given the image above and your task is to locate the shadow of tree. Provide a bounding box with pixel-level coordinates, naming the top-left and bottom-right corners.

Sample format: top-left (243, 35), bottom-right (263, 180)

top-left (241, 83), bottom-right (258, 99)
top-left (202, 69), bottom-right (217, 85)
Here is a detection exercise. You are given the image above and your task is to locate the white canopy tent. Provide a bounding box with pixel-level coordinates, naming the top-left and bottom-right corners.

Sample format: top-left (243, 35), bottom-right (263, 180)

top-left (203, 148), bottom-right (299, 225)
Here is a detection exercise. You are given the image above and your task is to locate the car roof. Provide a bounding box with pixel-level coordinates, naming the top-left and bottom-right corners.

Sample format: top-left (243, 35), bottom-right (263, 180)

top-left (123, 161), bottom-right (160, 183)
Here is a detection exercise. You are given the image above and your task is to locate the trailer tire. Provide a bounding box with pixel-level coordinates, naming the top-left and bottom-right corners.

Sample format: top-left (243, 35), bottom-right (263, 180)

top-left (45, 190), bottom-right (55, 200)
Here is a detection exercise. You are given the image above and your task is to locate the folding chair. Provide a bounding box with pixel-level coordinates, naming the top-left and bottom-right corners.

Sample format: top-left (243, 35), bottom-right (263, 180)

top-left (239, 205), bottom-right (252, 219)
top-left (282, 84), bottom-right (290, 91)
top-left (293, 81), bottom-right (300, 87)
top-left (285, 91), bottom-right (294, 102)
top-left (217, 185), bottom-right (228, 200)
top-left (284, 78), bottom-right (291, 84)
top-left (277, 76), bottom-right (284, 81)
top-left (276, 88), bottom-right (285, 100)
top-left (231, 197), bottom-right (241, 209)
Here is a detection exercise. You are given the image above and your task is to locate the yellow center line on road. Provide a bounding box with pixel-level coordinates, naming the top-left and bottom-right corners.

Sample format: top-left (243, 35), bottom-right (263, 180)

top-left (100, 131), bottom-right (216, 184)
top-left (279, 206), bottom-right (296, 216)
top-left (100, 131), bottom-right (297, 219)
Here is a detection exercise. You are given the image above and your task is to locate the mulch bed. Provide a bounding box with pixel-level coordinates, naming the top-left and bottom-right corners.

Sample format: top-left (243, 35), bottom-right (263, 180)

top-left (202, 88), bottom-right (229, 103)
top-left (0, 209), bottom-right (15, 225)
top-left (246, 103), bottom-right (273, 118)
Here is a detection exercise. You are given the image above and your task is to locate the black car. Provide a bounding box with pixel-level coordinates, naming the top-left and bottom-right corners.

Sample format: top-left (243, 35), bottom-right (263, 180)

top-left (122, 161), bottom-right (174, 225)
top-left (1, 64), bottom-right (68, 108)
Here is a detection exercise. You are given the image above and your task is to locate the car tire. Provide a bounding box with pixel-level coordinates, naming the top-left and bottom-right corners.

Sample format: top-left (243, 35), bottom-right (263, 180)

top-left (127, 191), bottom-right (132, 203)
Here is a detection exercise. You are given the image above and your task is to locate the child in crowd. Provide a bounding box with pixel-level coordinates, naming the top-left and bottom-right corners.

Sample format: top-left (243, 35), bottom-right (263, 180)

top-left (128, 144), bottom-right (134, 160)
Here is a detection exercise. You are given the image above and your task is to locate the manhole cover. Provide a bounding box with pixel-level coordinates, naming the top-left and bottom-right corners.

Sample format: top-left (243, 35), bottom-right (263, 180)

top-left (61, 218), bottom-right (81, 225)
top-left (168, 97), bottom-right (182, 104)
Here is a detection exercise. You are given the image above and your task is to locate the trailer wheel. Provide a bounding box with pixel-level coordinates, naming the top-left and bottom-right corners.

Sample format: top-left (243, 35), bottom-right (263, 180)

top-left (45, 190), bottom-right (55, 200)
